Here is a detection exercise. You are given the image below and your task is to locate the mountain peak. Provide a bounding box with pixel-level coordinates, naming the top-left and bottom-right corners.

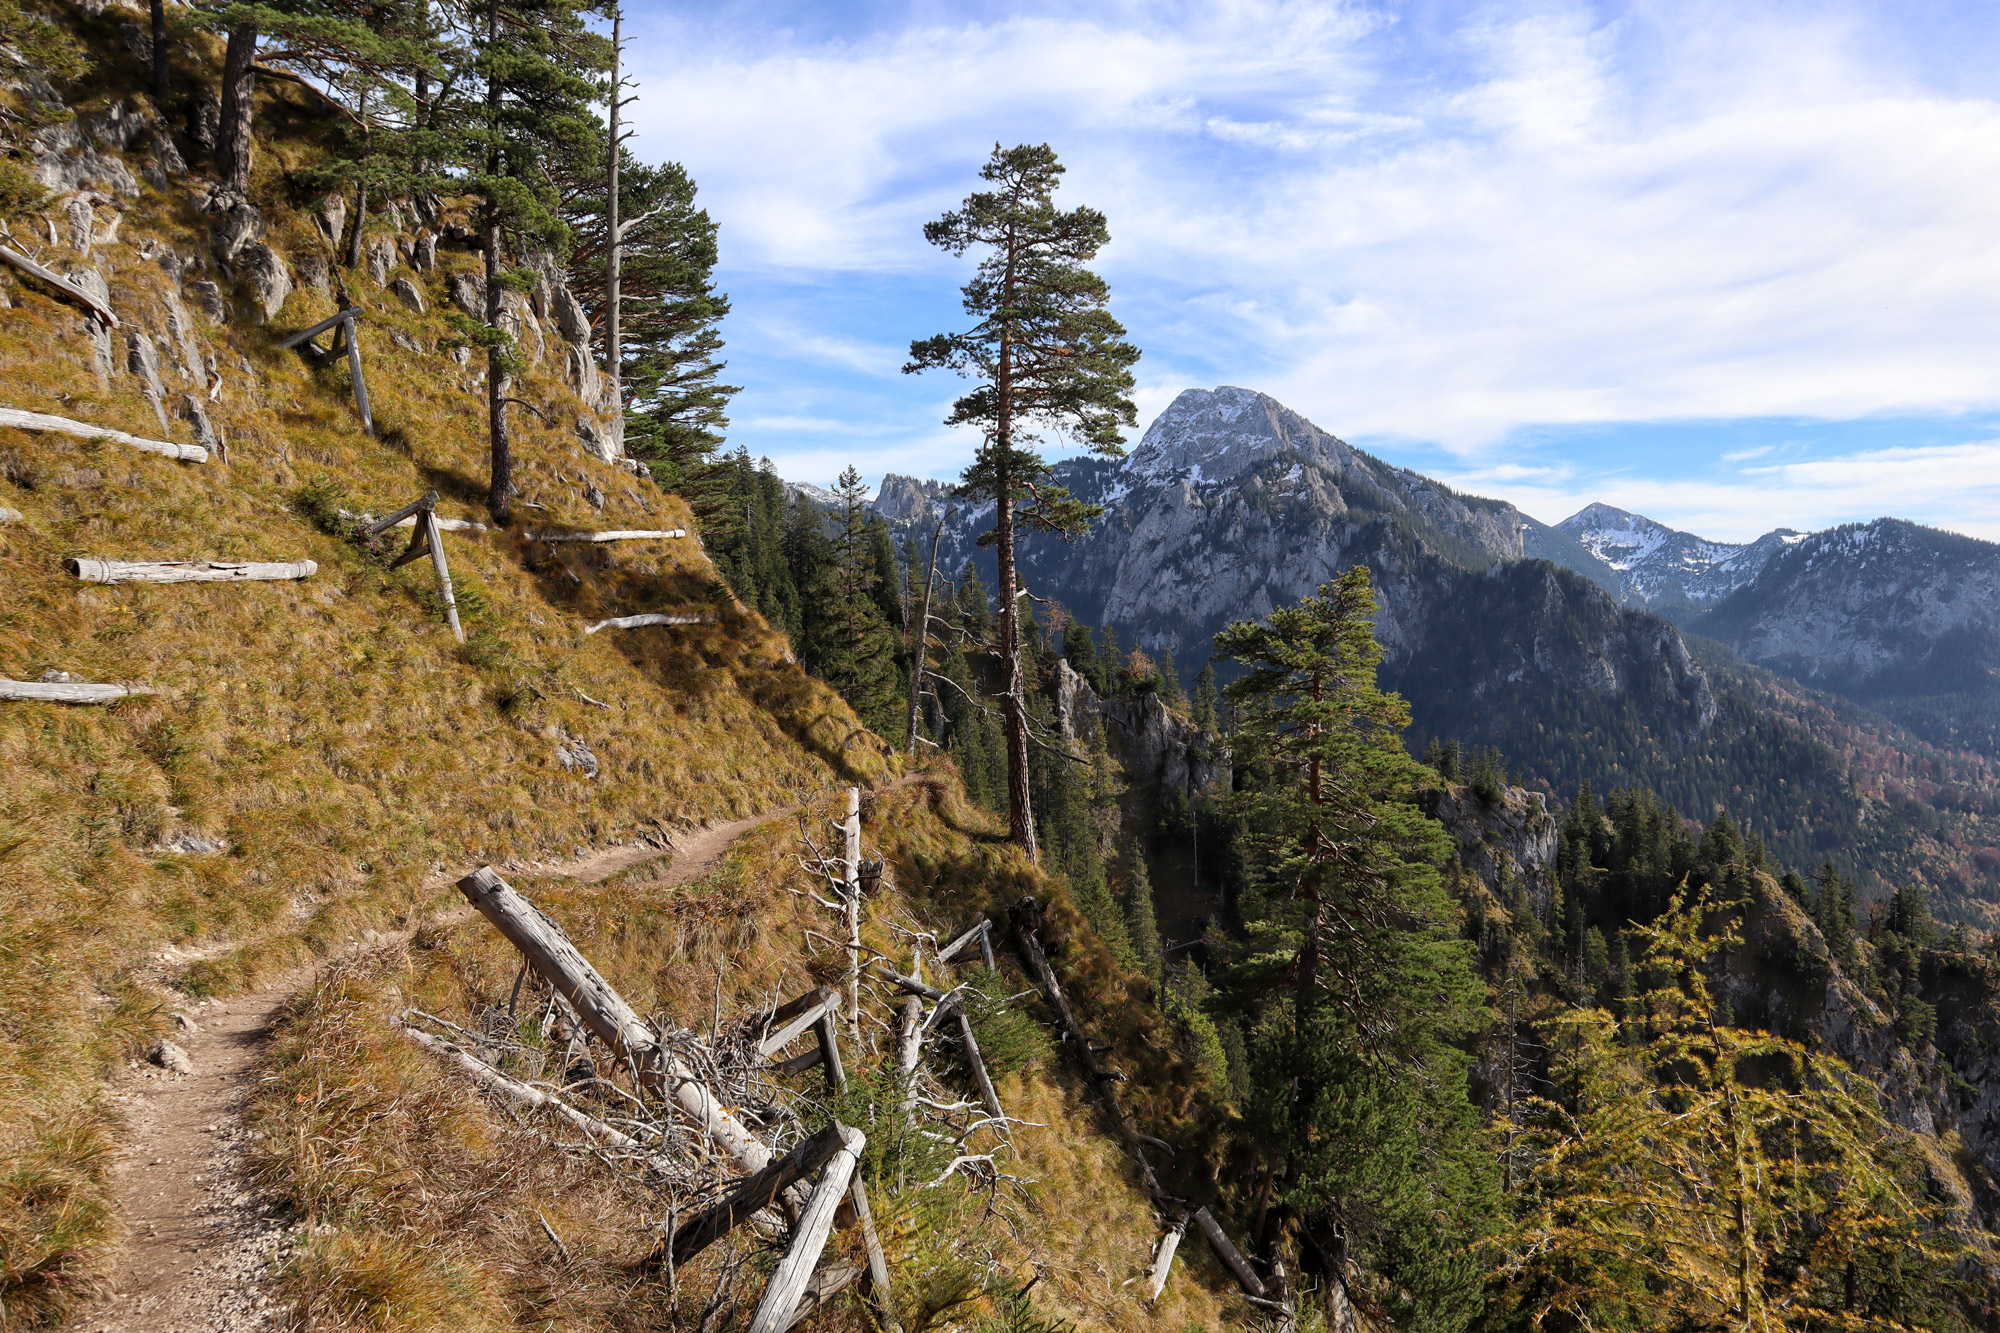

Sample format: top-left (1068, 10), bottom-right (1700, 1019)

top-left (1125, 385), bottom-right (1357, 484)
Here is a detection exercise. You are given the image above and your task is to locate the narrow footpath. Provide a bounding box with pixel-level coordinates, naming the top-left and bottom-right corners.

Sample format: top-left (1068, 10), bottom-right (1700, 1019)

top-left (70, 779), bottom-right (925, 1332)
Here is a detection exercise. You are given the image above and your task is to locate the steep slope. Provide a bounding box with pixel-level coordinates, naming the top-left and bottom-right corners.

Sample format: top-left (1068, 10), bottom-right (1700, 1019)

top-left (871, 388), bottom-right (2000, 916)
top-left (1695, 518), bottom-right (2000, 759)
top-left (1553, 501), bottom-right (1800, 616)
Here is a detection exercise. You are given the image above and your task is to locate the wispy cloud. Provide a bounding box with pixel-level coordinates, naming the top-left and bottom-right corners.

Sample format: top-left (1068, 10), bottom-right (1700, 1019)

top-left (623, 0), bottom-right (2000, 537)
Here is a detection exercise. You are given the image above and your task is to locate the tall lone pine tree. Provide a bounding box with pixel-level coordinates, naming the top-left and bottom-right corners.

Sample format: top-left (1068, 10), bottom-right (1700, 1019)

top-left (907, 142), bottom-right (1139, 860)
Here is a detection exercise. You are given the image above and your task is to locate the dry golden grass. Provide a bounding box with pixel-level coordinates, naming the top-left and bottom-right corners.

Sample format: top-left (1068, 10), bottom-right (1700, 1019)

top-left (249, 780), bottom-right (1241, 1332)
top-left (0, 50), bottom-right (891, 1321)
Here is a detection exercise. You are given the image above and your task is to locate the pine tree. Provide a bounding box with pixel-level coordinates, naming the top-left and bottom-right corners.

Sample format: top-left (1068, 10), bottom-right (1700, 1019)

top-left (818, 466), bottom-right (902, 736)
top-left (1157, 645), bottom-right (1185, 711)
top-left (1120, 841), bottom-right (1163, 977)
top-left (907, 143), bottom-right (1140, 861)
top-left (1213, 567), bottom-right (1496, 1327)
top-left (1191, 661), bottom-right (1218, 733)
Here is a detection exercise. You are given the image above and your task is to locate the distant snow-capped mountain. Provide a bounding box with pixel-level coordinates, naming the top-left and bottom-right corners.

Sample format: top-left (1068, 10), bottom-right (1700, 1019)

top-left (1550, 502), bottom-right (1801, 614)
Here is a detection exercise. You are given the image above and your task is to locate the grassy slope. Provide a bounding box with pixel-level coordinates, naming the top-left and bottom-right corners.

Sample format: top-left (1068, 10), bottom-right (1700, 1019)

top-left (0, 22), bottom-right (1239, 1330)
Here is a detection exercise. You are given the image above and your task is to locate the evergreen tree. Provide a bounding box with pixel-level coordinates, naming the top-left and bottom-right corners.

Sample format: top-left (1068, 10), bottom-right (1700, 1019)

top-left (1120, 841), bottom-right (1163, 977)
top-left (819, 466), bottom-right (901, 736)
top-left (1062, 620), bottom-right (1104, 692)
top-left (1812, 860), bottom-right (1861, 969)
top-left (1157, 645), bottom-right (1185, 711)
top-left (1191, 661), bottom-right (1219, 733)
top-left (1213, 567), bottom-right (1497, 1328)
top-left (907, 143), bottom-right (1141, 860)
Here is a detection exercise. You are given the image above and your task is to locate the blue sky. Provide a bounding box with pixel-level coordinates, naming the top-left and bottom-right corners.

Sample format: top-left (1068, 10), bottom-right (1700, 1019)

top-left (617, 0), bottom-right (2000, 542)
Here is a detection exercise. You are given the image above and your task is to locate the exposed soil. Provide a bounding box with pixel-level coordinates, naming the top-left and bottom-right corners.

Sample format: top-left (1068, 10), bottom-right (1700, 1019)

top-left (69, 776), bottom-right (930, 1332)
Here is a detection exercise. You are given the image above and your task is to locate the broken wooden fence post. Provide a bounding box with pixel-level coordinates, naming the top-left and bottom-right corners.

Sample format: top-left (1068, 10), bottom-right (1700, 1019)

top-left (755, 986), bottom-right (838, 1060)
top-left (664, 1123), bottom-right (849, 1267)
top-left (343, 310), bottom-right (373, 435)
top-left (275, 306), bottom-right (361, 354)
top-left (455, 867), bottom-right (773, 1176)
top-left (65, 558), bottom-right (316, 584)
top-left (953, 1007), bottom-right (1006, 1130)
top-left (848, 1176), bottom-right (902, 1333)
top-left (1143, 1213), bottom-right (1188, 1303)
top-left (528, 528), bottom-right (687, 543)
top-left (936, 918), bottom-right (990, 967)
top-left (748, 1125), bottom-right (865, 1333)
top-left (815, 1007), bottom-right (847, 1096)
top-left (0, 678), bottom-right (155, 704)
top-left (0, 405), bottom-right (206, 462)
top-left (369, 491), bottom-right (462, 642)
top-left (842, 786), bottom-right (862, 1040)
top-left (583, 612), bottom-right (714, 635)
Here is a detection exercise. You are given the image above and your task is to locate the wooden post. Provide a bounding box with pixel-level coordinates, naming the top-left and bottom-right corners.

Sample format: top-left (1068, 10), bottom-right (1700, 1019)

top-left (276, 306), bottom-right (362, 351)
top-left (423, 511), bottom-right (463, 642)
top-left (0, 406), bottom-right (204, 462)
top-left (895, 996), bottom-right (922, 1111)
top-left (936, 919), bottom-right (988, 966)
top-left (1143, 1213), bottom-right (1188, 1303)
top-left (0, 679), bottom-right (155, 703)
top-left (748, 1126), bottom-right (865, 1333)
top-left (65, 558), bottom-right (315, 584)
top-left (848, 1176), bottom-right (902, 1333)
top-left (954, 1008), bottom-right (1006, 1130)
top-left (815, 1009), bottom-right (847, 1097)
top-left (842, 786), bottom-right (862, 1041)
top-left (661, 1123), bottom-right (849, 1267)
top-left (456, 868), bottom-right (774, 1176)
top-left (343, 311), bottom-right (374, 435)
top-left (905, 513), bottom-right (945, 757)
top-left (755, 987), bottom-right (837, 1059)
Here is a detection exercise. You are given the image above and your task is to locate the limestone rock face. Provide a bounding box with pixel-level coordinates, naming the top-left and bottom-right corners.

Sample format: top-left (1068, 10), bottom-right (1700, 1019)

top-left (412, 233), bottom-right (437, 272)
top-left (389, 277), bottom-right (426, 313)
top-left (178, 394), bottom-right (219, 453)
top-left (33, 108), bottom-right (141, 196)
top-left (318, 193), bottom-right (347, 248)
top-left (125, 329), bottom-right (170, 428)
top-left (188, 279), bottom-right (226, 323)
top-left (553, 285), bottom-right (590, 344)
top-left (237, 243), bottom-right (291, 323)
top-left (366, 236), bottom-right (395, 287)
top-left (1420, 781), bottom-right (1559, 909)
top-left (203, 190), bottom-right (264, 261)
top-left (448, 271), bottom-right (485, 319)
top-left (1051, 658), bottom-right (1227, 802)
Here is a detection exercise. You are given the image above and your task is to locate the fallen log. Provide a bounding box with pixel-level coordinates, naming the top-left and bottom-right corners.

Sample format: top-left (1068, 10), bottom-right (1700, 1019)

top-left (748, 1125), bottom-right (865, 1333)
top-left (895, 996), bottom-right (923, 1107)
top-left (953, 1007), bottom-right (1006, 1129)
top-left (848, 1177), bottom-right (901, 1332)
top-left (664, 1123), bottom-right (849, 1267)
top-left (399, 1019), bottom-right (666, 1168)
top-left (66, 558), bottom-right (316, 584)
top-left (816, 1008), bottom-right (847, 1096)
top-left (583, 612), bottom-right (714, 634)
top-left (879, 969), bottom-right (948, 1003)
top-left (0, 245), bottom-right (118, 325)
top-left (528, 528), bottom-right (686, 543)
top-left (1143, 1213), bottom-right (1188, 1303)
top-left (0, 678), bottom-right (154, 703)
top-left (1192, 1206), bottom-right (1269, 1300)
top-left (0, 406), bottom-right (205, 462)
top-left (936, 919), bottom-right (992, 966)
top-left (345, 509), bottom-right (486, 533)
top-left (456, 867), bottom-right (773, 1176)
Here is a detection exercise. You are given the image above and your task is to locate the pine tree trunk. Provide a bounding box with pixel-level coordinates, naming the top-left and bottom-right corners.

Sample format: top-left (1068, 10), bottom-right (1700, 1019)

top-left (215, 24), bottom-right (257, 195)
top-left (993, 295), bottom-right (1037, 860)
top-left (605, 8), bottom-right (622, 415)
top-left (345, 179), bottom-right (367, 269)
top-left (148, 0), bottom-right (168, 106)
top-left (483, 0), bottom-right (511, 522)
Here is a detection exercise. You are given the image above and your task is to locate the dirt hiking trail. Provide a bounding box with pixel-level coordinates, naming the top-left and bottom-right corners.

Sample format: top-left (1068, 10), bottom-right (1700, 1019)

top-left (71, 778), bottom-right (928, 1332)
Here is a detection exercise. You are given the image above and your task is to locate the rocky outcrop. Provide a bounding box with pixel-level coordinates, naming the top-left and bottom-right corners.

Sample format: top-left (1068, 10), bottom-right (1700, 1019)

top-left (389, 277), bottom-right (426, 313)
top-left (448, 271), bottom-right (485, 319)
top-left (1422, 781), bottom-right (1559, 909)
top-left (1051, 659), bottom-right (1227, 801)
top-left (236, 244), bottom-right (291, 323)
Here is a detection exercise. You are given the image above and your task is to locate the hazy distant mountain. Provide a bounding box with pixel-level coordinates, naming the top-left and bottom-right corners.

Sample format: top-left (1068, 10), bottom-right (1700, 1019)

top-left (1694, 518), bottom-right (2000, 757)
top-left (861, 386), bottom-right (2000, 912)
top-left (1547, 502), bottom-right (1802, 616)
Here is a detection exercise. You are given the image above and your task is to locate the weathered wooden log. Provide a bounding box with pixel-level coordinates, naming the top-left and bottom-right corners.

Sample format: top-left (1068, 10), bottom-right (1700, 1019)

top-left (0, 406), bottom-right (205, 462)
top-left (66, 558), bottom-right (316, 584)
top-left (342, 312), bottom-right (374, 435)
top-left (456, 867), bottom-right (773, 1175)
top-left (583, 612), bottom-right (713, 634)
top-left (755, 987), bottom-right (837, 1059)
top-left (936, 919), bottom-right (990, 965)
top-left (1192, 1207), bottom-right (1269, 1300)
top-left (780, 1262), bottom-right (863, 1332)
top-left (0, 245), bottom-right (118, 325)
top-left (848, 1177), bottom-right (901, 1332)
top-left (399, 1019), bottom-right (666, 1168)
top-left (816, 1009), bottom-right (847, 1096)
top-left (664, 1123), bottom-right (849, 1267)
top-left (276, 306), bottom-right (362, 351)
top-left (880, 969), bottom-right (948, 1003)
top-left (422, 511), bottom-right (463, 642)
top-left (528, 528), bottom-right (687, 543)
top-left (774, 1045), bottom-right (825, 1076)
top-left (0, 678), bottom-right (154, 703)
top-left (895, 996), bottom-right (923, 1084)
top-left (346, 510), bottom-right (486, 533)
top-left (842, 786), bottom-right (862, 1039)
top-left (1143, 1213), bottom-right (1188, 1303)
top-left (748, 1126), bottom-right (865, 1333)
top-left (362, 490), bottom-right (437, 536)
top-left (954, 1007), bottom-right (1006, 1129)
